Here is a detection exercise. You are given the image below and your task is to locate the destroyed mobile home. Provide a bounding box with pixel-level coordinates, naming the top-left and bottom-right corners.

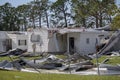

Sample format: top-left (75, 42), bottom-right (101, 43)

top-left (0, 31), bottom-right (27, 52)
top-left (0, 28), bottom-right (120, 75)
top-left (28, 28), bottom-right (109, 54)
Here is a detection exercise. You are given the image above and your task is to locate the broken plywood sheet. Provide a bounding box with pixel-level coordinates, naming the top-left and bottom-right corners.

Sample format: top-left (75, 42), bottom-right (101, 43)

top-left (98, 31), bottom-right (120, 55)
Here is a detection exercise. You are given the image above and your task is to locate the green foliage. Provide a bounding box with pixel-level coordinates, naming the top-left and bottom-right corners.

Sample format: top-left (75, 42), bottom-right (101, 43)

top-left (0, 0), bottom-right (50, 31)
top-left (0, 0), bottom-right (119, 30)
top-left (28, 0), bottom-right (50, 28)
top-left (91, 56), bottom-right (120, 65)
top-left (50, 0), bottom-right (70, 27)
top-left (0, 3), bottom-right (20, 31)
top-left (111, 14), bottom-right (120, 30)
top-left (71, 0), bottom-right (89, 27)
top-left (16, 4), bottom-right (30, 31)
top-left (0, 70), bottom-right (120, 80)
top-left (71, 0), bottom-right (117, 28)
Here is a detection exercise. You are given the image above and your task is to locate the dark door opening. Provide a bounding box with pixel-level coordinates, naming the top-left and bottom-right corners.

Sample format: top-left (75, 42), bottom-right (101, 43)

top-left (69, 37), bottom-right (75, 54)
top-left (6, 39), bottom-right (12, 51)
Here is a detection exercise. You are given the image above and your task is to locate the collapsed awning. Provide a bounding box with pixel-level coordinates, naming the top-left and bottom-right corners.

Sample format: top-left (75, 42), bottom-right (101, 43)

top-left (98, 31), bottom-right (120, 55)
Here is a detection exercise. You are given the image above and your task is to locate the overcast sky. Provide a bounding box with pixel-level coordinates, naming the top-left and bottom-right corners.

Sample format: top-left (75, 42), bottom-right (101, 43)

top-left (0, 0), bottom-right (120, 7)
top-left (0, 0), bottom-right (56, 7)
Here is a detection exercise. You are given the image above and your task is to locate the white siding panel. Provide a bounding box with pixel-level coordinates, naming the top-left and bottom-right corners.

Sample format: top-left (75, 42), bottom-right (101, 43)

top-left (8, 34), bottom-right (27, 50)
top-left (27, 29), bottom-right (49, 52)
top-left (0, 32), bottom-right (8, 52)
top-left (79, 33), bottom-right (99, 54)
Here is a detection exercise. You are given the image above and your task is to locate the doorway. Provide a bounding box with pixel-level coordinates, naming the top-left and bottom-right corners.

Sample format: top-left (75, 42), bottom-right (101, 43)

top-left (69, 37), bottom-right (75, 54)
top-left (6, 39), bottom-right (12, 51)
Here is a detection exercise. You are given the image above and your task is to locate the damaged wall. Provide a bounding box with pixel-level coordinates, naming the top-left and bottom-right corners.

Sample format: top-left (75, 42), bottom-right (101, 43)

top-left (67, 32), bottom-right (99, 54)
top-left (0, 31), bottom-right (8, 52)
top-left (7, 33), bottom-right (28, 50)
top-left (99, 31), bottom-right (120, 55)
top-left (67, 31), bottom-right (109, 55)
top-left (27, 28), bottom-right (67, 53)
top-left (27, 28), bottom-right (109, 54)
top-left (79, 32), bottom-right (99, 54)
top-left (27, 28), bottom-right (49, 52)
top-left (48, 33), bottom-right (67, 53)
top-left (0, 31), bottom-right (28, 52)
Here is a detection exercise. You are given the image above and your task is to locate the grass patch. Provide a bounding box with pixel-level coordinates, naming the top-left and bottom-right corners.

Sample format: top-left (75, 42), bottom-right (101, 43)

top-left (0, 56), bottom-right (41, 62)
top-left (0, 56), bottom-right (12, 61)
top-left (0, 70), bottom-right (120, 80)
top-left (25, 56), bottom-right (41, 60)
top-left (91, 56), bottom-right (120, 65)
top-left (56, 55), bottom-right (67, 59)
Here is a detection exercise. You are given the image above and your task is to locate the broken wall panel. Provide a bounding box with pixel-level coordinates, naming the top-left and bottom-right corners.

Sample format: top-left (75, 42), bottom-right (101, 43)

top-left (99, 31), bottom-right (120, 55)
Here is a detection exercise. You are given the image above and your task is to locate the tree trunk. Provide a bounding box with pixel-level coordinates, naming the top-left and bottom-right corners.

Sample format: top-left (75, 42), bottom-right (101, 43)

top-left (82, 18), bottom-right (86, 28)
top-left (39, 14), bottom-right (42, 28)
top-left (24, 17), bottom-right (27, 31)
top-left (45, 10), bottom-right (49, 28)
top-left (24, 23), bottom-right (27, 31)
top-left (99, 12), bottom-right (103, 27)
top-left (32, 17), bottom-right (35, 28)
top-left (109, 15), bottom-right (112, 23)
top-left (95, 15), bottom-right (99, 28)
top-left (22, 25), bottom-right (24, 31)
top-left (63, 10), bottom-right (67, 27)
top-left (32, 6), bottom-right (36, 29)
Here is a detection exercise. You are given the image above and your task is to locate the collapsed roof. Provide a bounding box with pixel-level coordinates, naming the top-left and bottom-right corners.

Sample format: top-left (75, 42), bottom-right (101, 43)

top-left (98, 31), bottom-right (120, 55)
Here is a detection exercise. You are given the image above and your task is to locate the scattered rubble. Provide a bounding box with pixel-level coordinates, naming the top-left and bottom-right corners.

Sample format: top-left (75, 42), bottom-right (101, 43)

top-left (0, 45), bottom-right (120, 75)
top-left (98, 31), bottom-right (120, 55)
top-left (0, 48), bottom-right (26, 57)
